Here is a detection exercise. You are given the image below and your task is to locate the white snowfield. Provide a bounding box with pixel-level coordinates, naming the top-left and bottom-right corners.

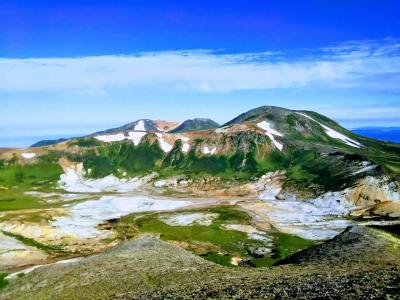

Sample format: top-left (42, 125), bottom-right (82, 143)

top-left (59, 165), bottom-right (156, 193)
top-left (181, 137), bottom-right (190, 153)
top-left (52, 196), bottom-right (192, 238)
top-left (95, 131), bottom-right (147, 145)
top-left (259, 191), bottom-right (354, 240)
top-left (202, 146), bottom-right (217, 155)
top-left (95, 130), bottom-right (176, 152)
top-left (128, 131), bottom-right (147, 145)
top-left (134, 120), bottom-right (146, 131)
top-left (296, 112), bottom-right (362, 148)
top-left (155, 133), bottom-right (173, 152)
top-left (21, 152), bottom-right (36, 159)
top-left (95, 133), bottom-right (126, 142)
top-left (257, 121), bottom-right (284, 151)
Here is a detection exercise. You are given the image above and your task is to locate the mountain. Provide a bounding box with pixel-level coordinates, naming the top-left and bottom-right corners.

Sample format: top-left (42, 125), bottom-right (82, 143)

top-left (29, 119), bottom-right (180, 147)
top-left (352, 127), bottom-right (400, 143)
top-left (2, 105), bottom-right (400, 215)
top-left (31, 138), bottom-right (69, 148)
top-left (89, 119), bottom-right (179, 136)
top-left (168, 118), bottom-right (219, 133)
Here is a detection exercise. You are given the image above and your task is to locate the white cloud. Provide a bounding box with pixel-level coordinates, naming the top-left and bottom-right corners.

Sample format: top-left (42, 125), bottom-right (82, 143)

top-left (1, 39), bottom-right (400, 93)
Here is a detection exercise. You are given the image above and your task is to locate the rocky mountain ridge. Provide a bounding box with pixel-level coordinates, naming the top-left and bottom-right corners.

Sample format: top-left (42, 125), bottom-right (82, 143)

top-left (2, 105), bottom-right (400, 220)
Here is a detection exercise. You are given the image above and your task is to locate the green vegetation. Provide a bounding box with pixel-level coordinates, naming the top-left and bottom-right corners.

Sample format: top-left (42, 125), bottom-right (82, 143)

top-left (112, 206), bottom-right (315, 267)
top-left (37, 150), bottom-right (71, 164)
top-left (0, 273), bottom-right (8, 290)
top-left (0, 163), bottom-right (64, 211)
top-left (0, 189), bottom-right (47, 211)
top-left (34, 134), bottom-right (365, 197)
top-left (68, 137), bottom-right (102, 148)
top-left (68, 137), bottom-right (261, 182)
top-left (257, 148), bottom-right (363, 194)
top-left (0, 163), bottom-right (62, 189)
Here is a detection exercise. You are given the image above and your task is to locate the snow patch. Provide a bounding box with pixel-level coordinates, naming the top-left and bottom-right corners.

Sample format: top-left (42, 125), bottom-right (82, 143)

top-left (296, 112), bottom-right (362, 148)
top-left (181, 137), bottom-right (190, 153)
top-left (257, 121), bottom-right (284, 151)
top-left (202, 146), bottom-right (217, 155)
top-left (95, 131), bottom-right (147, 145)
top-left (52, 196), bottom-right (192, 238)
top-left (161, 212), bottom-right (217, 226)
top-left (353, 163), bottom-right (377, 175)
top-left (21, 152), bottom-right (36, 159)
top-left (134, 120), bottom-right (146, 131)
top-left (127, 131), bottom-right (147, 145)
top-left (155, 133), bottom-right (173, 152)
top-left (59, 165), bottom-right (155, 193)
top-left (95, 133), bottom-right (126, 142)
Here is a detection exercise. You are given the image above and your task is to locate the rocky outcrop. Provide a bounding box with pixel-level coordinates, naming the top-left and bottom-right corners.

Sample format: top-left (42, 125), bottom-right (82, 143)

top-left (346, 176), bottom-right (400, 206)
top-left (346, 176), bottom-right (400, 219)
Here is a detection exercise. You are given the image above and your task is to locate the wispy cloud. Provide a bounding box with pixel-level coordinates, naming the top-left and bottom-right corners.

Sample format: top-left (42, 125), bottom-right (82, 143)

top-left (1, 39), bottom-right (400, 93)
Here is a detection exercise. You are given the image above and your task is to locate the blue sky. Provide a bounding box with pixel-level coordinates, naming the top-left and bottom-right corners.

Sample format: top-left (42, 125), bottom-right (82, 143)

top-left (1, 1), bottom-right (400, 147)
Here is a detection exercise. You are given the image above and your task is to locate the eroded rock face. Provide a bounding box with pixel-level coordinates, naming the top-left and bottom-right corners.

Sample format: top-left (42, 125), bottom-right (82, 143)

top-left (346, 176), bottom-right (400, 219)
top-left (346, 176), bottom-right (400, 206)
top-left (351, 201), bottom-right (400, 219)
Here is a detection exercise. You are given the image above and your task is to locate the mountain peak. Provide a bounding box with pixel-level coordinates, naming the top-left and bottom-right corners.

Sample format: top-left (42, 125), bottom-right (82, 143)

top-left (168, 118), bottom-right (220, 133)
top-left (223, 106), bottom-right (292, 126)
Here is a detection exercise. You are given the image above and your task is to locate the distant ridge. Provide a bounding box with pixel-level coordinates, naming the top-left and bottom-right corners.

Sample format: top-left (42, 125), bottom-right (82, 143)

top-left (31, 138), bottom-right (69, 148)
